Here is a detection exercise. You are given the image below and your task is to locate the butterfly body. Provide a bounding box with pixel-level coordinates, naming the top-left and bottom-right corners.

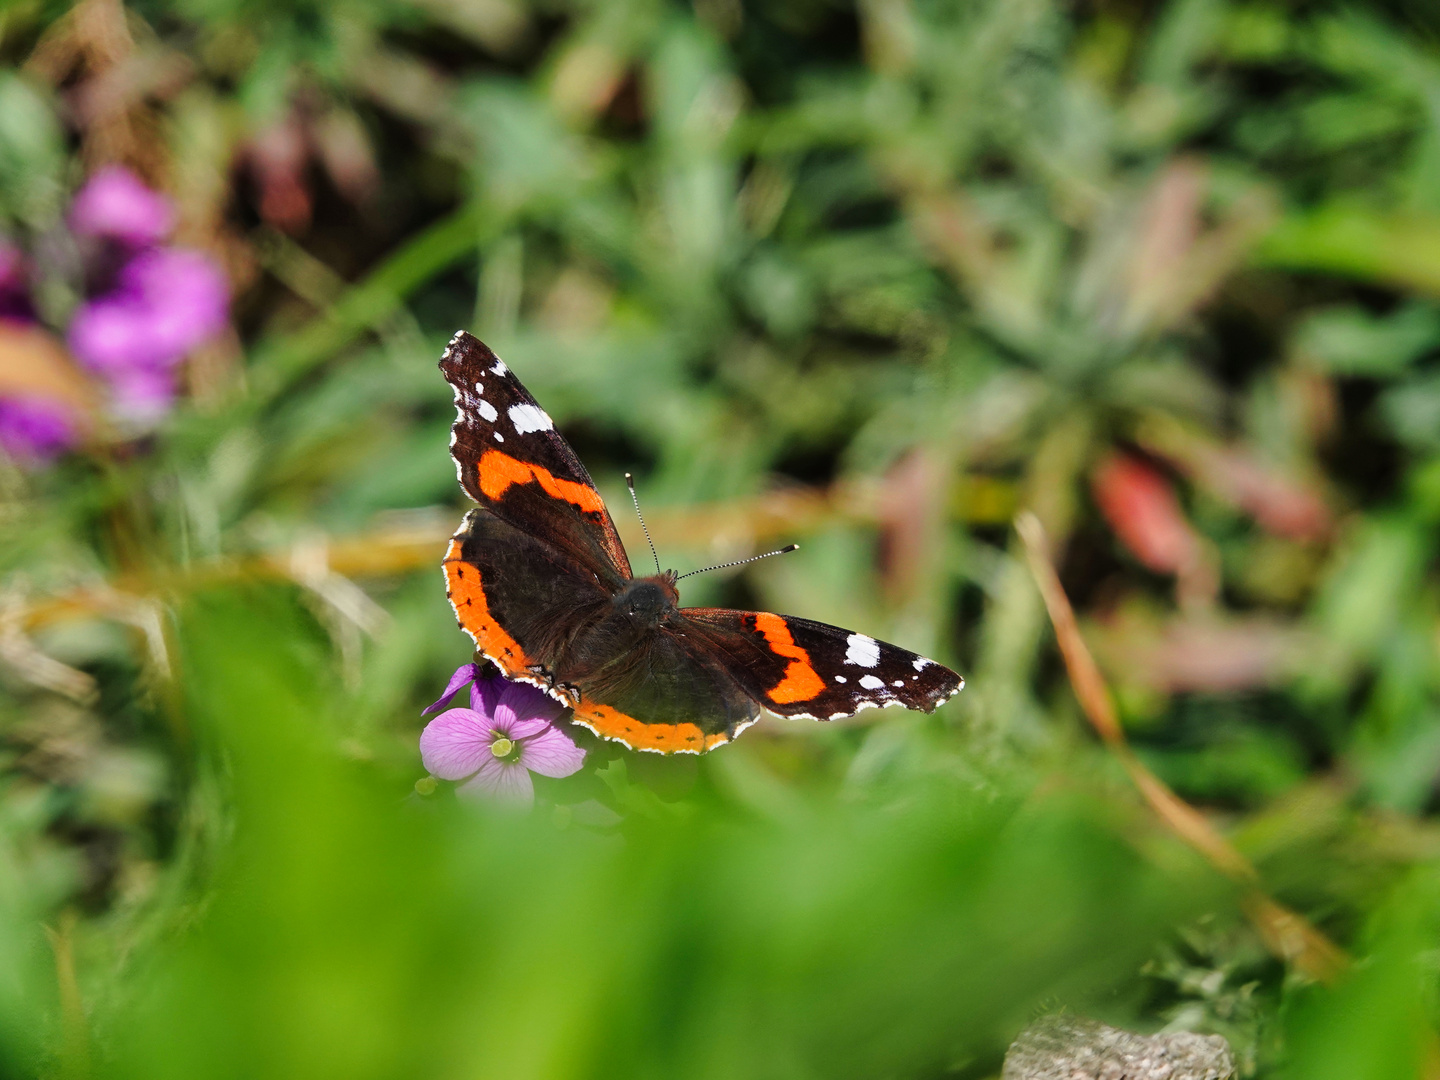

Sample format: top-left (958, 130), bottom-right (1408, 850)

top-left (440, 331), bottom-right (963, 754)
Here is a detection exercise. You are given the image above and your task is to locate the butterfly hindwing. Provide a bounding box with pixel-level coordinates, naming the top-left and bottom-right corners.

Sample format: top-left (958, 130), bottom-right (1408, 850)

top-left (566, 628), bottom-right (762, 753)
top-left (440, 331), bottom-right (631, 585)
top-left (444, 508), bottom-right (612, 695)
top-left (680, 609), bottom-right (964, 720)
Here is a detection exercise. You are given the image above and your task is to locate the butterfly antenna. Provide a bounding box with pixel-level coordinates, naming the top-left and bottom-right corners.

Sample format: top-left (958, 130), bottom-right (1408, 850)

top-left (625, 473), bottom-right (663, 576)
top-left (675, 544), bottom-right (799, 581)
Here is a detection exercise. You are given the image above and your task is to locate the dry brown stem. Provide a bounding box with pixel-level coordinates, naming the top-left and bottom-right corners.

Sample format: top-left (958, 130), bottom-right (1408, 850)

top-left (1016, 511), bottom-right (1346, 984)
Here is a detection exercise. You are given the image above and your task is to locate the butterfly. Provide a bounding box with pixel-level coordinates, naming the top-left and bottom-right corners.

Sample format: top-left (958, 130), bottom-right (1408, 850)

top-left (439, 331), bottom-right (963, 753)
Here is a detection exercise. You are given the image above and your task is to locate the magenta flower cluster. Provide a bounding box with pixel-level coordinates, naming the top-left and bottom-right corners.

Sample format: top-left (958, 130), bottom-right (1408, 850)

top-left (66, 168), bottom-right (228, 423)
top-left (0, 397), bottom-right (75, 461)
top-left (0, 167), bottom-right (229, 462)
top-left (419, 664), bottom-right (586, 804)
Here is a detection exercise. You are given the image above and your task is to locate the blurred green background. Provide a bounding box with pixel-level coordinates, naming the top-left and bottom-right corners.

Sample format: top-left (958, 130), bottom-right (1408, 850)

top-left (3, 0), bottom-right (1440, 1075)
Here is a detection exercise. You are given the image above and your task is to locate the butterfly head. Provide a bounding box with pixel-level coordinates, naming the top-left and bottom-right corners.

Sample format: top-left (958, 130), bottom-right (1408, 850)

top-left (620, 572), bottom-right (679, 627)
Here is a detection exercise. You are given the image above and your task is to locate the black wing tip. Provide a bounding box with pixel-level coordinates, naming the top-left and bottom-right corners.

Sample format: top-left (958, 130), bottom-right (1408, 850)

top-left (440, 328), bottom-right (469, 361)
top-left (932, 677), bottom-right (966, 711)
top-left (439, 329), bottom-right (494, 375)
top-left (917, 666), bottom-right (965, 712)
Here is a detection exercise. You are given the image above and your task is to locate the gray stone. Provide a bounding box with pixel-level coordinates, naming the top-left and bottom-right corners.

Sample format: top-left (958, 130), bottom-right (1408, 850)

top-left (1002, 1016), bottom-right (1235, 1080)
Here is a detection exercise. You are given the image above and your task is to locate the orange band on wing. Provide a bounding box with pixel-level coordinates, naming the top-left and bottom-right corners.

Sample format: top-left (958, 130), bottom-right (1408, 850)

top-left (477, 450), bottom-right (605, 514)
top-left (443, 539), bottom-right (530, 673)
top-left (751, 612), bottom-right (825, 704)
top-left (573, 701), bottom-right (729, 754)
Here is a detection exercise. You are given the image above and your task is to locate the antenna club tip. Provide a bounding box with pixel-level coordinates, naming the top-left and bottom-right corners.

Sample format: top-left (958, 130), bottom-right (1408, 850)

top-left (786, 544), bottom-right (799, 552)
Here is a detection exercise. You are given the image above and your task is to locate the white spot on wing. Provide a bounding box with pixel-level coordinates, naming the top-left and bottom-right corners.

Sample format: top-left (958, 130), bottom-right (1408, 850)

top-left (912, 657), bottom-right (931, 671)
top-left (892, 680), bottom-right (904, 688)
top-left (845, 634), bottom-right (880, 667)
top-left (508, 403), bottom-right (553, 434)
top-left (477, 398), bottom-right (498, 422)
top-left (490, 358), bottom-right (509, 376)
top-left (859, 674), bottom-right (885, 691)
top-left (449, 388), bottom-right (467, 490)
top-left (493, 432), bottom-right (504, 442)
top-left (834, 675), bottom-right (846, 684)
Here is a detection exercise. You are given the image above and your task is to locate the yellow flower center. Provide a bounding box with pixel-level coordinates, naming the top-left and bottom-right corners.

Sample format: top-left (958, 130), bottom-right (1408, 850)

top-left (490, 736), bottom-right (515, 758)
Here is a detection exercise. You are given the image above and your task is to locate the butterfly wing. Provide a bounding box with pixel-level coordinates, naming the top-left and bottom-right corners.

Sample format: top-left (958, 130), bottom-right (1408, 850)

top-left (561, 608), bottom-right (962, 754)
top-left (440, 331), bottom-right (631, 585)
top-left (565, 629), bottom-right (763, 754)
top-left (679, 609), bottom-right (964, 720)
top-left (444, 508), bottom-right (615, 696)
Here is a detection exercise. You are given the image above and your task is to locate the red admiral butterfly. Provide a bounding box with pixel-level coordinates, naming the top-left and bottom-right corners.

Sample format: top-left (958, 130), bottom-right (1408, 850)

top-left (440, 331), bottom-right (963, 753)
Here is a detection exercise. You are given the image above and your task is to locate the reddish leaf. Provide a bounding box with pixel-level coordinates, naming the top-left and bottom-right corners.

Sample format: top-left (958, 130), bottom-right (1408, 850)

top-left (1092, 454), bottom-right (1199, 576)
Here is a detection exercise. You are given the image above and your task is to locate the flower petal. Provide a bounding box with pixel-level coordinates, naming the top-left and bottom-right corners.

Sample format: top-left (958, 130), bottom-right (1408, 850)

top-left (518, 724), bottom-right (587, 778)
top-left (469, 673), bottom-right (505, 719)
top-left (494, 678), bottom-right (566, 727)
top-left (423, 663), bottom-right (479, 716)
top-left (68, 295), bottom-right (167, 373)
top-left (459, 756), bottom-right (534, 805)
top-left (417, 708), bottom-right (492, 780)
top-left (122, 248), bottom-right (229, 355)
top-left (498, 714), bottom-right (552, 741)
top-left (107, 368), bottom-right (176, 425)
top-left (70, 166), bottom-right (174, 245)
top-left (0, 396), bottom-right (75, 461)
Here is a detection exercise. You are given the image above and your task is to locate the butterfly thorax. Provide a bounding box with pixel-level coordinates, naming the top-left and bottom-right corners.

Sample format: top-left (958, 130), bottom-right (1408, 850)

top-left (618, 572), bottom-right (679, 628)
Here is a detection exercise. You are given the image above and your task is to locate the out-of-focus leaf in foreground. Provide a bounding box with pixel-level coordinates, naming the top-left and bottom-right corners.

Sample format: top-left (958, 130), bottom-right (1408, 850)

top-left (101, 587), bottom-right (1205, 1080)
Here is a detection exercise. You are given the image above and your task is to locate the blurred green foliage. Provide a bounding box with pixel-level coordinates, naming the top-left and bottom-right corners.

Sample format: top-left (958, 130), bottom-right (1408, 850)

top-left (2, 0), bottom-right (1440, 1076)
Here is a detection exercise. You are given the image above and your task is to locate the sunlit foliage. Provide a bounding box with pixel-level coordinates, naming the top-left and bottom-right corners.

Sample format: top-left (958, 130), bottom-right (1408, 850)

top-left (2, 0), bottom-right (1440, 1076)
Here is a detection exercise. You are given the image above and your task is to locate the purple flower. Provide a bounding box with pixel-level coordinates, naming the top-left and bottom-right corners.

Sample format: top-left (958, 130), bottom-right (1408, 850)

top-left (69, 166), bottom-right (174, 246)
top-left (0, 241), bottom-right (33, 323)
top-left (67, 247), bottom-right (229, 396)
top-left (0, 396), bottom-right (76, 461)
top-left (68, 293), bottom-right (164, 375)
top-left (121, 248), bottom-right (229, 357)
top-left (106, 367), bottom-right (178, 424)
top-left (424, 662), bottom-right (484, 715)
top-left (419, 666), bottom-right (585, 805)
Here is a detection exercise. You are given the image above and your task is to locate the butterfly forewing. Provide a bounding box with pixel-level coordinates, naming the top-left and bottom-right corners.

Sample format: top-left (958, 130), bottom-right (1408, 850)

top-left (440, 331), bottom-right (631, 584)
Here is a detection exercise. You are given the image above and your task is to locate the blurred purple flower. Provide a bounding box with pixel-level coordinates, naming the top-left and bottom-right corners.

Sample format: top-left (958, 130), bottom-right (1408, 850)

top-left (419, 665), bottom-right (585, 804)
top-left (124, 248), bottom-right (229, 358)
top-left (106, 368), bottom-right (178, 424)
top-left (68, 294), bottom-right (161, 375)
top-left (69, 166), bottom-right (174, 246)
top-left (0, 396), bottom-right (75, 461)
top-left (67, 247), bottom-right (228, 395)
top-left (0, 241), bottom-right (33, 323)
